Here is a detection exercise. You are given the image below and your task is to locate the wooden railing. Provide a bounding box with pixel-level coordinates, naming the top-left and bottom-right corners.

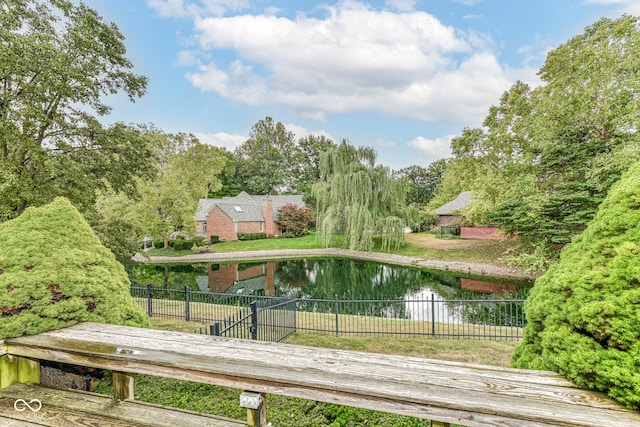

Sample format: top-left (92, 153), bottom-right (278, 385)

top-left (1, 322), bottom-right (639, 426)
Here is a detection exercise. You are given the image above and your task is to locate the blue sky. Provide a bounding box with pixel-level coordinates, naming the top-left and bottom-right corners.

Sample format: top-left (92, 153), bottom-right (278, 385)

top-left (84, 0), bottom-right (639, 170)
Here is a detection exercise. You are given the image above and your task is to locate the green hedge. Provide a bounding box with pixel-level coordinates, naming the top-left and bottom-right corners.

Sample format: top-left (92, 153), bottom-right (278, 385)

top-left (210, 235), bottom-right (220, 244)
top-left (169, 239), bottom-right (194, 250)
top-left (237, 232), bottom-right (267, 241)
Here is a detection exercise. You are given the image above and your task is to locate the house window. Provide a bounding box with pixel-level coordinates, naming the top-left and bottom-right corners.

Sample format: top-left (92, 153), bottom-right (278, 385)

top-left (202, 223), bottom-right (207, 236)
top-left (260, 222), bottom-right (264, 232)
top-left (234, 206), bottom-right (243, 212)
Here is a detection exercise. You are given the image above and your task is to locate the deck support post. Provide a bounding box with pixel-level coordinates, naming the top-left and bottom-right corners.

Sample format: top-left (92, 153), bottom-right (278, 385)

top-left (112, 371), bottom-right (134, 400)
top-left (0, 355), bottom-right (39, 389)
top-left (0, 355), bottom-right (18, 389)
top-left (240, 391), bottom-right (266, 427)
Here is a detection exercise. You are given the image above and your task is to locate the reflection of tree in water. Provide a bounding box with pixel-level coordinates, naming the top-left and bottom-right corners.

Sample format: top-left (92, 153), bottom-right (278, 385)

top-left (130, 262), bottom-right (204, 291)
top-left (288, 259), bottom-right (426, 317)
top-left (286, 259), bottom-right (423, 300)
top-left (419, 279), bottom-right (530, 327)
top-left (275, 260), bottom-right (311, 290)
top-left (128, 259), bottom-right (529, 321)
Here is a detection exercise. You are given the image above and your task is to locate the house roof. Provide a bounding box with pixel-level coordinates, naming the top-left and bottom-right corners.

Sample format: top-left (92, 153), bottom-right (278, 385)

top-left (435, 191), bottom-right (473, 215)
top-left (195, 191), bottom-right (304, 222)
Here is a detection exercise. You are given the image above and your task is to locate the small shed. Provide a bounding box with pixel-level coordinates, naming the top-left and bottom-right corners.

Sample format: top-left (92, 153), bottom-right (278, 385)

top-left (435, 191), bottom-right (473, 226)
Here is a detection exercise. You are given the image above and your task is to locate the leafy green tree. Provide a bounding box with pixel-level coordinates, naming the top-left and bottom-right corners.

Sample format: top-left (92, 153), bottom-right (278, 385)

top-left (0, 198), bottom-right (149, 339)
top-left (291, 134), bottom-right (337, 202)
top-left (432, 82), bottom-right (536, 225)
top-left (208, 149), bottom-right (242, 198)
top-left (0, 0), bottom-right (152, 220)
top-left (512, 161), bottom-right (640, 409)
top-left (235, 117), bottom-right (297, 194)
top-left (91, 189), bottom-right (143, 259)
top-left (434, 16), bottom-right (640, 269)
top-left (395, 161), bottom-right (446, 206)
top-left (134, 131), bottom-right (226, 247)
top-left (312, 141), bottom-right (407, 252)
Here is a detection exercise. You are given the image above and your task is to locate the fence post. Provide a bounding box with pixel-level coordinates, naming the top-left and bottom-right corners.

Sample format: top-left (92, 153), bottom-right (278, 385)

top-left (185, 286), bottom-right (190, 321)
top-left (146, 284), bottom-right (153, 317)
top-left (431, 293), bottom-right (435, 337)
top-left (210, 322), bottom-right (221, 336)
top-left (293, 298), bottom-right (298, 335)
top-left (334, 294), bottom-right (339, 337)
top-left (250, 301), bottom-right (258, 340)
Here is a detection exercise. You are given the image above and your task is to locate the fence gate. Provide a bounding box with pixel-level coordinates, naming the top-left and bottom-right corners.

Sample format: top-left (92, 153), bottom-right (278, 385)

top-left (198, 297), bottom-right (297, 342)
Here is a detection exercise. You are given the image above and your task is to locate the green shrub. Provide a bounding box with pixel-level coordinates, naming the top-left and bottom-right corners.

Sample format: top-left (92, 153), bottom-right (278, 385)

top-left (237, 232), bottom-right (267, 241)
top-left (210, 235), bottom-right (220, 244)
top-left (0, 198), bottom-right (149, 339)
top-left (169, 239), bottom-right (194, 251)
top-left (512, 161), bottom-right (640, 409)
top-left (153, 240), bottom-right (164, 248)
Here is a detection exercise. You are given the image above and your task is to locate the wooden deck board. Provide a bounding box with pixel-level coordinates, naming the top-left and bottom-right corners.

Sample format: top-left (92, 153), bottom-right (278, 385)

top-left (4, 323), bottom-right (640, 427)
top-left (0, 383), bottom-right (244, 427)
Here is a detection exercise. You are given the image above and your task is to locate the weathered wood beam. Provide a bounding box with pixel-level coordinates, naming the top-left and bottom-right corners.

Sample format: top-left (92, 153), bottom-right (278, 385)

top-left (0, 355), bottom-right (39, 389)
top-left (17, 357), bottom-right (40, 385)
top-left (112, 371), bottom-right (134, 400)
top-left (5, 323), bottom-right (640, 427)
top-left (0, 355), bottom-right (18, 389)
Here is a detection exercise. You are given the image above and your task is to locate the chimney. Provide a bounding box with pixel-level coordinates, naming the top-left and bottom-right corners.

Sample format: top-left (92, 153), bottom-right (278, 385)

top-left (262, 198), bottom-right (274, 236)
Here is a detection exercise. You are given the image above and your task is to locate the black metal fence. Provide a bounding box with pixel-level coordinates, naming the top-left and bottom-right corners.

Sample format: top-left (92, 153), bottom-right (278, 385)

top-left (195, 298), bottom-right (297, 342)
top-left (131, 285), bottom-right (526, 341)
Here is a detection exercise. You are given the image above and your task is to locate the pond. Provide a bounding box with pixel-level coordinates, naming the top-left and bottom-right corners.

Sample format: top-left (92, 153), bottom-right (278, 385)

top-left (128, 258), bottom-right (531, 302)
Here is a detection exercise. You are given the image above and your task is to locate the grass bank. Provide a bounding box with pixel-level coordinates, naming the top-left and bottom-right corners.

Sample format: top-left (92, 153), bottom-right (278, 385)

top-left (144, 232), bottom-right (518, 267)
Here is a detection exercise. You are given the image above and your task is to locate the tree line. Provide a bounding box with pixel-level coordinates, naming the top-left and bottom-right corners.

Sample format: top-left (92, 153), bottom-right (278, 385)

top-left (0, 0), bottom-right (445, 258)
top-left (4, 1), bottom-right (638, 270)
top-left (431, 15), bottom-right (640, 271)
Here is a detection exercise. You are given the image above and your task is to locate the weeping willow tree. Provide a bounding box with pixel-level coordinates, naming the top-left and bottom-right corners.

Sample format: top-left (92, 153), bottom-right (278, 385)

top-left (312, 141), bottom-right (407, 252)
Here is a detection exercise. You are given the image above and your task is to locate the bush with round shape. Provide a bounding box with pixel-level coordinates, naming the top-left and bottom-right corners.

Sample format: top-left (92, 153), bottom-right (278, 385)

top-left (0, 198), bottom-right (149, 339)
top-left (512, 162), bottom-right (640, 409)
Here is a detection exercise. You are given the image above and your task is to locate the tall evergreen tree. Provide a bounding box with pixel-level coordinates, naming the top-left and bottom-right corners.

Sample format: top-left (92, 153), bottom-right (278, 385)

top-left (0, 198), bottom-right (149, 339)
top-left (512, 161), bottom-right (640, 409)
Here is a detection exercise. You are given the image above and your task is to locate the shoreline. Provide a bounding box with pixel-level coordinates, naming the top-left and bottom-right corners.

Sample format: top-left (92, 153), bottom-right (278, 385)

top-left (132, 248), bottom-right (537, 281)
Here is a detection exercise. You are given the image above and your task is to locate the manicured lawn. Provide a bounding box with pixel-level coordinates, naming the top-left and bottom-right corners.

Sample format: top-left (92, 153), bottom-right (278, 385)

top-left (143, 232), bottom-right (517, 267)
top-left (144, 233), bottom-right (328, 257)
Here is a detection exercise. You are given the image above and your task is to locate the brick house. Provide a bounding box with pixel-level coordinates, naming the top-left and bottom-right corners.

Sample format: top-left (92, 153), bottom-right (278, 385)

top-left (195, 191), bottom-right (305, 241)
top-left (434, 191), bottom-right (473, 226)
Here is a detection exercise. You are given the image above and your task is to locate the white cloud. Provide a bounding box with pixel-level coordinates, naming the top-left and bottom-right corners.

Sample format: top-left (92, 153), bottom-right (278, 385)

top-left (284, 123), bottom-right (334, 141)
top-left (452, 0), bottom-right (483, 5)
top-left (407, 134), bottom-right (454, 163)
top-left (583, 0), bottom-right (640, 13)
top-left (376, 138), bottom-right (397, 148)
top-left (195, 132), bottom-right (246, 151)
top-left (147, 0), bottom-right (250, 17)
top-left (384, 0), bottom-right (418, 12)
top-left (171, 1), bottom-right (536, 126)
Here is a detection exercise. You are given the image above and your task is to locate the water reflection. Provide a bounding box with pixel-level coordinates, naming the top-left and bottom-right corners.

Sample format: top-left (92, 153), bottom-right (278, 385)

top-left (404, 287), bottom-right (463, 323)
top-left (130, 258), bottom-right (530, 302)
